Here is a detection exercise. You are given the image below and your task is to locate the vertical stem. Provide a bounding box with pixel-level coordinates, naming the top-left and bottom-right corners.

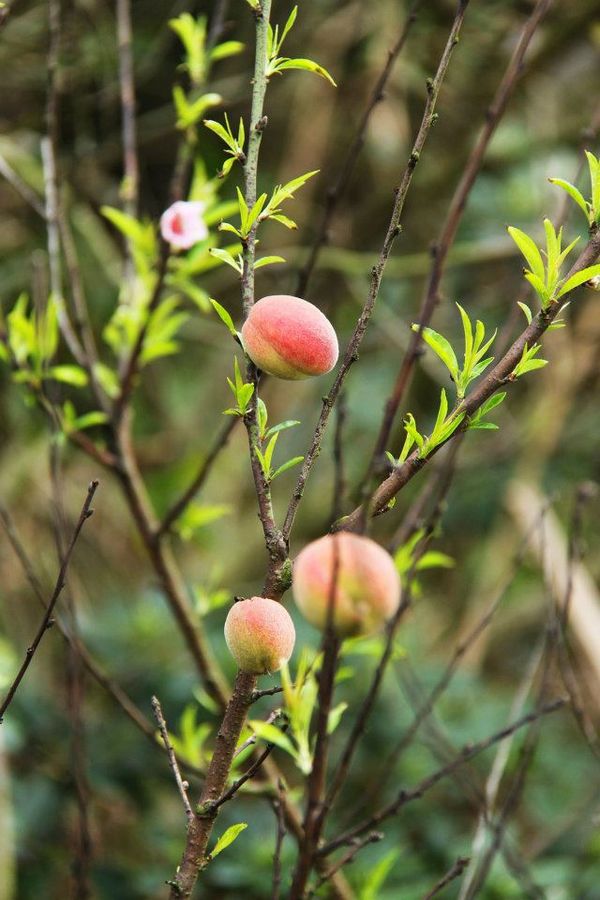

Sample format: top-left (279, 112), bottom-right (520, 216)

top-left (116, 0), bottom-right (139, 218)
top-left (241, 0), bottom-right (272, 317)
top-left (169, 671), bottom-right (257, 899)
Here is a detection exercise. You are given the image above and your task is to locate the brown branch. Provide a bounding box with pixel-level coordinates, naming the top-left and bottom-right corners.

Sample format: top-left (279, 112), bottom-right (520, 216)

top-left (282, 0), bottom-right (471, 542)
top-left (422, 857), bottom-right (470, 900)
top-left (289, 539), bottom-right (342, 899)
top-left (339, 227), bottom-right (600, 532)
top-left (0, 480), bottom-right (99, 722)
top-left (116, 0), bottom-right (139, 219)
top-left (157, 417), bottom-right (238, 537)
top-left (330, 392), bottom-right (348, 525)
top-left (152, 696), bottom-right (194, 822)
top-left (42, 0), bottom-right (87, 368)
top-left (319, 698), bottom-right (566, 857)
top-left (49, 449), bottom-right (93, 900)
top-left (271, 779), bottom-right (287, 900)
top-left (208, 727), bottom-right (282, 812)
top-left (369, 0), bottom-right (554, 466)
top-left (169, 671), bottom-right (257, 899)
top-left (295, 0), bottom-right (422, 297)
top-left (113, 241), bottom-right (170, 423)
top-left (307, 832), bottom-right (383, 899)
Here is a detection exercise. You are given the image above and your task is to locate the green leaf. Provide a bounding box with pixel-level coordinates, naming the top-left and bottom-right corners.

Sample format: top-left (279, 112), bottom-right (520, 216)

top-left (74, 411), bottom-right (109, 430)
top-left (271, 456), bottom-right (304, 480)
top-left (254, 255), bottom-right (286, 269)
top-left (557, 264), bottom-right (600, 298)
top-left (327, 701), bottom-right (348, 735)
top-left (548, 177), bottom-right (590, 222)
top-left (209, 247), bottom-right (242, 273)
top-left (269, 213), bottom-right (297, 230)
top-left (210, 298), bottom-right (237, 337)
top-left (360, 849), bottom-right (399, 900)
top-left (274, 57), bottom-right (336, 86)
top-left (209, 40), bottom-right (244, 62)
top-left (203, 118), bottom-right (236, 151)
top-left (247, 721), bottom-right (296, 756)
top-left (479, 392), bottom-right (507, 417)
top-left (210, 823), bottom-right (248, 859)
top-left (416, 551), bottom-right (454, 571)
top-left (265, 420), bottom-right (300, 439)
top-left (517, 301), bottom-right (533, 324)
top-left (507, 226), bottom-right (545, 283)
top-left (48, 365), bottom-right (88, 387)
top-left (413, 325), bottom-right (459, 381)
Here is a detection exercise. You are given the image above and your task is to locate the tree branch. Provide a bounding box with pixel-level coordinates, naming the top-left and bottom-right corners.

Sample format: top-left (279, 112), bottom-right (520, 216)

top-left (0, 480), bottom-right (99, 722)
top-left (295, 0), bottom-right (422, 296)
top-left (339, 227), bottom-right (600, 531)
top-left (282, 0), bottom-right (471, 542)
top-left (368, 0), bottom-right (554, 466)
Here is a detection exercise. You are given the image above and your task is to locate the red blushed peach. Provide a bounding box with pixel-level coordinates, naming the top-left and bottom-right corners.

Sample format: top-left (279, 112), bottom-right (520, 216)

top-left (224, 596), bottom-right (296, 674)
top-left (293, 533), bottom-right (401, 637)
top-left (241, 295), bottom-right (339, 380)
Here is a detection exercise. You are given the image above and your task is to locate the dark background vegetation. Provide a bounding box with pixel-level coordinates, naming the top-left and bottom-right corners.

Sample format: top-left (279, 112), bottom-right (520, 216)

top-left (1, 0), bottom-right (600, 897)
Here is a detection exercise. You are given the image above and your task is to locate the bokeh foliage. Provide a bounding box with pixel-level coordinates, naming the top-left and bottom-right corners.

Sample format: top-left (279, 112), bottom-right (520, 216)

top-left (1, 0), bottom-right (600, 897)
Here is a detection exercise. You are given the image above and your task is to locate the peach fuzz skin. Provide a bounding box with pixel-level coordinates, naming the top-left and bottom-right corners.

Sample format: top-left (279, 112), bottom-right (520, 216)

top-left (224, 596), bottom-right (296, 675)
top-left (293, 533), bottom-right (401, 637)
top-left (241, 295), bottom-right (339, 380)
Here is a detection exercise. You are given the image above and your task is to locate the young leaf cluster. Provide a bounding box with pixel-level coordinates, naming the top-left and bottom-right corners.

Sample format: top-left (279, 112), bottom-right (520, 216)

top-left (264, 6), bottom-right (336, 86)
top-left (508, 218), bottom-right (600, 308)
top-left (254, 398), bottom-right (303, 483)
top-left (413, 303), bottom-right (495, 400)
top-left (169, 13), bottom-right (243, 134)
top-left (204, 114), bottom-right (246, 178)
top-left (223, 357), bottom-right (254, 416)
top-left (217, 170), bottom-right (318, 249)
top-left (549, 150), bottom-right (600, 228)
top-left (393, 528), bottom-right (454, 599)
top-left (251, 653), bottom-right (346, 775)
top-left (0, 294), bottom-right (88, 391)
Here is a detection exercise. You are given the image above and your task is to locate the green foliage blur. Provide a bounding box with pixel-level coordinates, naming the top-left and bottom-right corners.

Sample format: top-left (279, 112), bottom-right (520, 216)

top-left (1, 0), bottom-right (600, 897)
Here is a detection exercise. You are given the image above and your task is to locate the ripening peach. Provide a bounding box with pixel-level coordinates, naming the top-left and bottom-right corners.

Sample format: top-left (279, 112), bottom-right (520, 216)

top-left (241, 295), bottom-right (339, 380)
top-left (160, 200), bottom-right (208, 249)
top-left (224, 596), bottom-right (296, 674)
top-left (293, 533), bottom-right (401, 637)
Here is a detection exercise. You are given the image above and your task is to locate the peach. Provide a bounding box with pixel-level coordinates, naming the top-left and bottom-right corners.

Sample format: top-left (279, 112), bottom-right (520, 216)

top-left (241, 295), bottom-right (339, 380)
top-left (293, 533), bottom-right (401, 637)
top-left (224, 596), bottom-right (296, 674)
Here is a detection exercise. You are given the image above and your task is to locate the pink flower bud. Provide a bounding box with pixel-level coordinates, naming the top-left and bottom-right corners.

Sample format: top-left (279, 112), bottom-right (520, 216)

top-left (160, 201), bottom-right (208, 250)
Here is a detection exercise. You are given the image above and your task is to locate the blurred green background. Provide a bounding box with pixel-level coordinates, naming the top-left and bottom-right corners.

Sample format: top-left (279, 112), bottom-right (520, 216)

top-left (1, 0), bottom-right (600, 897)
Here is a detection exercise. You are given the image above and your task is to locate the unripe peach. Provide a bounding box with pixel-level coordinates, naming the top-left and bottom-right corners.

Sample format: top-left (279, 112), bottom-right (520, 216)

top-left (293, 533), bottom-right (401, 637)
top-left (241, 295), bottom-right (339, 380)
top-left (224, 596), bottom-right (296, 674)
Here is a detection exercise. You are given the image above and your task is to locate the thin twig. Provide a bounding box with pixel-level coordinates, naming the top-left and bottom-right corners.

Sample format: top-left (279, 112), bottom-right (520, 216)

top-left (151, 695), bottom-right (194, 822)
top-left (0, 480), bottom-right (99, 722)
top-left (113, 241), bottom-right (170, 423)
top-left (50, 449), bottom-right (93, 899)
top-left (157, 416), bottom-right (238, 537)
top-left (319, 698), bottom-right (566, 857)
top-left (330, 392), bottom-right (348, 525)
top-left (116, 0), bottom-right (139, 220)
top-left (296, 0), bottom-right (422, 296)
top-left (271, 779), bottom-right (287, 900)
top-left (289, 538), bottom-right (342, 898)
top-left (368, 0), bottom-right (554, 468)
top-left (208, 732), bottom-right (281, 812)
top-left (422, 857), bottom-right (470, 900)
top-left (168, 670), bottom-right (257, 899)
top-left (282, 0), bottom-right (471, 542)
top-left (307, 832), bottom-right (383, 899)
top-left (339, 227), bottom-right (600, 531)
